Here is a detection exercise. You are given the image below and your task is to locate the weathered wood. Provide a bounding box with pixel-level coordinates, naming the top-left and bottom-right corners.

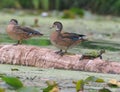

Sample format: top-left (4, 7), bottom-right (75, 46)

top-left (0, 45), bottom-right (120, 74)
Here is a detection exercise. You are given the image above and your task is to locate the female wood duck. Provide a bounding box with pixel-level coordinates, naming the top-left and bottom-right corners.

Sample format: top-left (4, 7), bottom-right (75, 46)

top-left (50, 21), bottom-right (87, 55)
top-left (6, 19), bottom-right (43, 45)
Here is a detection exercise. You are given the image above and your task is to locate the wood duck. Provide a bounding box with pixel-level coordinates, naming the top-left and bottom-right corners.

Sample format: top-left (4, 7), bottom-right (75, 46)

top-left (50, 21), bottom-right (87, 55)
top-left (6, 19), bottom-right (43, 45)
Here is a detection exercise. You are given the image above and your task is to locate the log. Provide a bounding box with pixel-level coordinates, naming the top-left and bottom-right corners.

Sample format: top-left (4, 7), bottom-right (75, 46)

top-left (0, 45), bottom-right (120, 74)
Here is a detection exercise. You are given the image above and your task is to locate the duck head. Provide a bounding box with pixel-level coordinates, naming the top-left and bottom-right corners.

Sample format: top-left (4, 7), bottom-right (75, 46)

top-left (9, 19), bottom-right (18, 25)
top-left (51, 21), bottom-right (63, 32)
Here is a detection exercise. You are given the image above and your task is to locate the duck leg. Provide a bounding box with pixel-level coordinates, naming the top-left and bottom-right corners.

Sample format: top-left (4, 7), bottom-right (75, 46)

top-left (14, 40), bottom-right (22, 45)
top-left (64, 50), bottom-right (67, 53)
top-left (18, 40), bottom-right (22, 44)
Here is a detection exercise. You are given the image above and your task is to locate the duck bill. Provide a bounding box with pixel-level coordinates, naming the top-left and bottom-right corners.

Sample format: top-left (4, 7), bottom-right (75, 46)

top-left (50, 25), bottom-right (55, 29)
top-left (39, 33), bottom-right (43, 36)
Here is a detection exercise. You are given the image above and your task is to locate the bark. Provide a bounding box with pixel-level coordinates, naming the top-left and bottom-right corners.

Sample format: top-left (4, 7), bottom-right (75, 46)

top-left (0, 45), bottom-right (120, 74)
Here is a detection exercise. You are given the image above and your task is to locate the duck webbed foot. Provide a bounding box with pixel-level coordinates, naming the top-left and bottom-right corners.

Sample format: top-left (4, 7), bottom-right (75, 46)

top-left (55, 49), bottom-right (64, 56)
top-left (55, 49), bottom-right (62, 54)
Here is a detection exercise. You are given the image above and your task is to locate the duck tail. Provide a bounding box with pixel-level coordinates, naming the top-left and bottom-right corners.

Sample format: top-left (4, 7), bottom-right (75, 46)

top-left (79, 34), bottom-right (88, 41)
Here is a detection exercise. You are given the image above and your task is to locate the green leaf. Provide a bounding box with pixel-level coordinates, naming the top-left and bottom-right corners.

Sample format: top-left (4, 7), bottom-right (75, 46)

top-left (0, 88), bottom-right (5, 92)
top-left (43, 81), bottom-right (58, 92)
top-left (73, 80), bottom-right (84, 92)
top-left (99, 88), bottom-right (112, 92)
top-left (2, 76), bottom-right (23, 89)
top-left (43, 85), bottom-right (54, 92)
top-left (17, 87), bottom-right (39, 92)
top-left (95, 78), bottom-right (105, 83)
top-left (85, 76), bottom-right (98, 83)
top-left (11, 68), bottom-right (19, 71)
top-left (107, 83), bottom-right (118, 88)
top-left (85, 76), bottom-right (104, 83)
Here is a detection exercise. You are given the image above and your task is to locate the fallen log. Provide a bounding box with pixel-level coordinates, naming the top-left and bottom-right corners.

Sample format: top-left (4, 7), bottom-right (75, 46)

top-left (0, 45), bottom-right (120, 74)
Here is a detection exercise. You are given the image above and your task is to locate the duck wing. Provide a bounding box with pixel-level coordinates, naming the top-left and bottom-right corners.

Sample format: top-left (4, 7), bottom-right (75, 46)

top-left (14, 26), bottom-right (43, 36)
top-left (61, 32), bottom-right (85, 41)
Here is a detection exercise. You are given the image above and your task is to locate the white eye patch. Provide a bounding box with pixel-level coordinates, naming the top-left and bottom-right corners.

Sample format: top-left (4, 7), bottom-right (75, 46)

top-left (56, 25), bottom-right (60, 30)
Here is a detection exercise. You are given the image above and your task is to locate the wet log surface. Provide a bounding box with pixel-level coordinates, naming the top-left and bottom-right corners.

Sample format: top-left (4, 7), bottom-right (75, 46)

top-left (0, 45), bottom-right (120, 74)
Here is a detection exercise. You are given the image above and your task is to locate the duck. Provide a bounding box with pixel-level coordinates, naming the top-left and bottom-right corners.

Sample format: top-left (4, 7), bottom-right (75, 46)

top-left (50, 21), bottom-right (87, 55)
top-left (6, 19), bottom-right (43, 45)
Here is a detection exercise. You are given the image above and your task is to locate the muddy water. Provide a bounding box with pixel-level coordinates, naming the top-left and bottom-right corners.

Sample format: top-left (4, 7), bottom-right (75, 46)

top-left (0, 64), bottom-right (120, 92)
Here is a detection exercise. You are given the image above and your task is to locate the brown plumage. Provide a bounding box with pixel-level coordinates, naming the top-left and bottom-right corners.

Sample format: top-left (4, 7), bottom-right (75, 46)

top-left (50, 21), bottom-right (87, 55)
top-left (6, 19), bottom-right (43, 45)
